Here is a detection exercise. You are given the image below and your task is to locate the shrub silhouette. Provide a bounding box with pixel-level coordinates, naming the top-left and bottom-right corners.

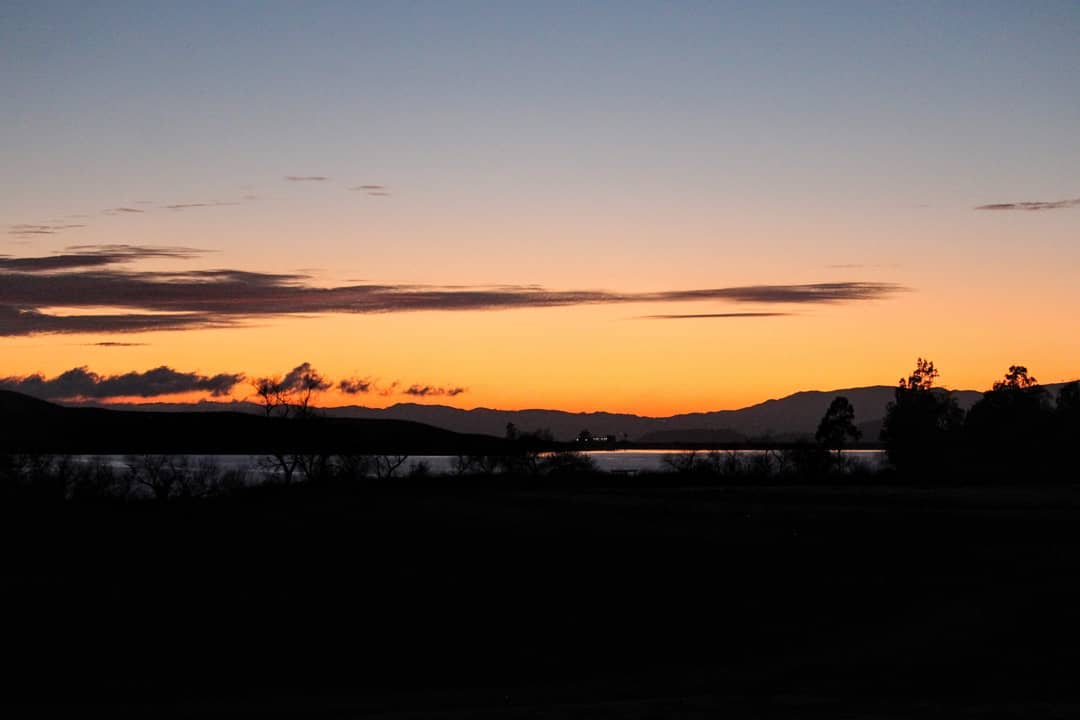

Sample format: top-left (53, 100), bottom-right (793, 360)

top-left (780, 444), bottom-right (833, 480)
top-left (124, 455), bottom-right (224, 500)
top-left (541, 451), bottom-right (597, 477)
top-left (661, 450), bottom-right (699, 475)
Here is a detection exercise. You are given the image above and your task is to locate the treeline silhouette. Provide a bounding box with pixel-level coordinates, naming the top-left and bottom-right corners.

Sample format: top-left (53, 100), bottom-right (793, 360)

top-left (881, 359), bottom-right (1079, 481)
top-left (0, 449), bottom-right (610, 502)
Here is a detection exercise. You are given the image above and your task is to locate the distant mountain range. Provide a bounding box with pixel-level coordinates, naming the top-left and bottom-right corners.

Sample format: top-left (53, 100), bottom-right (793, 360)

top-left (51, 382), bottom-right (1072, 444)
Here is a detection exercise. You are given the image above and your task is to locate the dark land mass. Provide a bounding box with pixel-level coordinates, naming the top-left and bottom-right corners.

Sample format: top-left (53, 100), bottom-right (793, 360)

top-left (60, 383), bottom-right (1041, 442)
top-left (0, 390), bottom-right (508, 455)
top-left (5, 478), bottom-right (1080, 717)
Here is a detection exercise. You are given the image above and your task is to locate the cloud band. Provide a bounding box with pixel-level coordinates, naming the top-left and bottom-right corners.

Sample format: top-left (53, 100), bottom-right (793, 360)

top-left (0, 245), bottom-right (907, 336)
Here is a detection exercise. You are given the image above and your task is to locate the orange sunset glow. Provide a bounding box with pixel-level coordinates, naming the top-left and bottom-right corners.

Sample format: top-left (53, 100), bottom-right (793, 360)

top-left (2, 3), bottom-right (1077, 417)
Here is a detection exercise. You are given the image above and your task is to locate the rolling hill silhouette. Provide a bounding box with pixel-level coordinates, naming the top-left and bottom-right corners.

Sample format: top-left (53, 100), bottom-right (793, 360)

top-left (0, 390), bottom-right (506, 455)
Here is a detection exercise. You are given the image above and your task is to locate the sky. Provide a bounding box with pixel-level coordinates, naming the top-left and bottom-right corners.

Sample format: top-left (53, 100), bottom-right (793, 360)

top-left (2, 1), bottom-right (1078, 415)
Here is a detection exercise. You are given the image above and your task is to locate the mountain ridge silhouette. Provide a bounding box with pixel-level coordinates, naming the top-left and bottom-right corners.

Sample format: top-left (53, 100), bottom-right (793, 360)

top-left (35, 383), bottom-right (1067, 442)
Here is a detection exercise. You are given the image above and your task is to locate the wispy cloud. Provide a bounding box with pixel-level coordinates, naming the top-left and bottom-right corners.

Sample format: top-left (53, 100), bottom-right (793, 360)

top-left (974, 197), bottom-right (1080, 211)
top-left (103, 207), bottom-right (145, 215)
top-left (338, 377), bottom-right (376, 394)
top-left (65, 243), bottom-right (208, 258)
top-left (0, 245), bottom-right (907, 336)
top-left (825, 263), bottom-right (900, 270)
top-left (0, 366), bottom-right (244, 400)
top-left (338, 377), bottom-right (466, 398)
top-left (0, 307), bottom-right (232, 336)
top-left (85, 341), bottom-right (149, 347)
top-left (639, 312), bottom-right (792, 320)
top-left (257, 366), bottom-right (468, 401)
top-left (403, 384), bottom-right (467, 397)
top-left (162, 201), bottom-right (242, 210)
top-left (9, 224), bottom-right (86, 237)
top-left (285, 175), bottom-right (329, 182)
top-left (645, 283), bottom-right (905, 304)
top-left (0, 244), bottom-right (207, 271)
top-left (350, 184), bottom-right (391, 197)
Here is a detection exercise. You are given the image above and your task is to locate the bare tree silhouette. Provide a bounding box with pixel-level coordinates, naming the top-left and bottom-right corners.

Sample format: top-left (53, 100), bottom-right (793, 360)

top-left (249, 363), bottom-right (332, 483)
top-left (124, 455), bottom-right (221, 500)
top-left (371, 454), bottom-right (410, 479)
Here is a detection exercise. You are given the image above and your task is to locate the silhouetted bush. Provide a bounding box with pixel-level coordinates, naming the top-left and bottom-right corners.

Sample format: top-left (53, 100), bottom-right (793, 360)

top-left (68, 458), bottom-right (123, 501)
top-left (657, 447), bottom-right (855, 484)
top-left (332, 453), bottom-right (374, 482)
top-left (456, 454), bottom-right (504, 476)
top-left (1, 454), bottom-right (69, 501)
top-left (123, 455), bottom-right (231, 500)
top-left (780, 444), bottom-right (834, 481)
top-left (540, 451), bottom-right (597, 477)
top-left (661, 450), bottom-right (700, 475)
top-left (698, 450), bottom-right (742, 479)
top-left (407, 460), bottom-right (432, 478)
top-left (501, 448), bottom-right (543, 476)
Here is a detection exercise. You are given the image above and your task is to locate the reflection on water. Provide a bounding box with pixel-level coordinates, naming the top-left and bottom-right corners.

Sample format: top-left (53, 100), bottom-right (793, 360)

top-left (574, 449), bottom-right (886, 473)
top-left (76, 449), bottom-right (887, 476)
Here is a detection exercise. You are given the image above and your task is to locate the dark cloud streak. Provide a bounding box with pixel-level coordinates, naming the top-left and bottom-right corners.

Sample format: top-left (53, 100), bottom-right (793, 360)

top-left (0, 245), bottom-right (907, 337)
top-left (0, 245), bottom-right (207, 271)
top-left (163, 201), bottom-right (242, 210)
top-left (0, 366), bottom-right (244, 400)
top-left (974, 197), bottom-right (1080, 211)
top-left (338, 377), bottom-right (375, 394)
top-left (640, 312), bottom-right (792, 320)
top-left (9, 224), bottom-right (86, 236)
top-left (0, 307), bottom-right (232, 337)
top-left (403, 384), bottom-right (467, 397)
top-left (350, 184), bottom-right (391, 196)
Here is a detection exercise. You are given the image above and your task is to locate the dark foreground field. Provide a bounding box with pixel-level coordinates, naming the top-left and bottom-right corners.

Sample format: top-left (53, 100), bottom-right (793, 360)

top-left (6, 479), bottom-right (1080, 718)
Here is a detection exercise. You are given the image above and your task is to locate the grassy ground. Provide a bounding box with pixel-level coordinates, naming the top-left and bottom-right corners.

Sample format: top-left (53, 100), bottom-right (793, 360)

top-left (5, 479), bottom-right (1080, 717)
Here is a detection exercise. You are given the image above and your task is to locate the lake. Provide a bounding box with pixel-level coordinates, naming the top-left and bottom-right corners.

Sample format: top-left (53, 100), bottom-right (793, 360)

top-left (76, 449), bottom-right (888, 476)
